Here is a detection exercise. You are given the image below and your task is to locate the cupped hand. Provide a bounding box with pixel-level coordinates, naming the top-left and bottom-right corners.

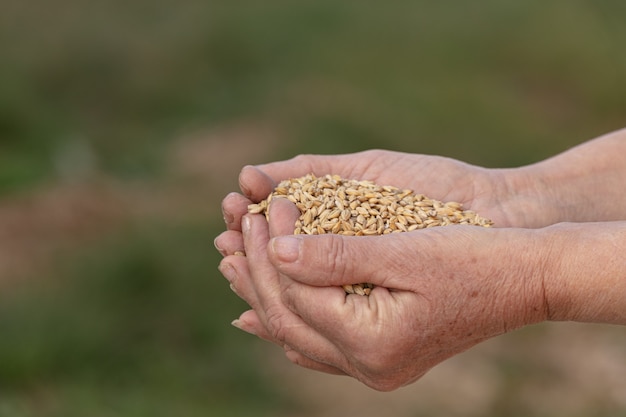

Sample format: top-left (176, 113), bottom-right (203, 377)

top-left (222, 198), bottom-right (549, 391)
top-left (220, 149), bottom-right (550, 240)
top-left (216, 149), bottom-right (555, 261)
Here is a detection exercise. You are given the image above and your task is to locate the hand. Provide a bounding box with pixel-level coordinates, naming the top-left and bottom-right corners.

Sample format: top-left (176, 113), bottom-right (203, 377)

top-left (221, 150), bottom-right (548, 234)
top-left (216, 148), bottom-right (567, 267)
top-left (219, 198), bottom-right (549, 391)
top-left (216, 138), bottom-right (626, 390)
top-left (215, 149), bottom-right (548, 274)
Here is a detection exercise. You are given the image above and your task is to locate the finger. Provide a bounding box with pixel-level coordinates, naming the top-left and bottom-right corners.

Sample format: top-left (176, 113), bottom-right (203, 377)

top-left (282, 283), bottom-right (348, 336)
top-left (267, 232), bottom-right (420, 289)
top-left (231, 310), bottom-right (348, 375)
top-left (280, 279), bottom-right (419, 345)
top-left (242, 213), bottom-right (347, 367)
top-left (241, 213), bottom-right (283, 314)
top-left (214, 230), bottom-right (245, 257)
top-left (238, 165), bottom-right (277, 202)
top-left (232, 309), bottom-right (275, 342)
top-left (218, 254), bottom-right (260, 309)
top-left (222, 192), bottom-right (252, 231)
top-left (284, 345), bottom-right (347, 376)
top-left (267, 197), bottom-right (300, 238)
top-left (266, 198), bottom-right (354, 372)
top-left (255, 153), bottom-right (365, 184)
top-left (244, 151), bottom-right (407, 203)
top-left (265, 197), bottom-right (367, 349)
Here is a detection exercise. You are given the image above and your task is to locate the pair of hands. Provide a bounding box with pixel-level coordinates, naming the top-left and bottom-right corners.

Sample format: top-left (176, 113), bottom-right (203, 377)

top-left (215, 150), bottom-right (552, 391)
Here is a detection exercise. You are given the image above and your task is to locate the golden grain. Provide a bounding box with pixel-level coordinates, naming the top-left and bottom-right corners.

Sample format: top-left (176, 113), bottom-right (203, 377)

top-left (248, 174), bottom-right (493, 295)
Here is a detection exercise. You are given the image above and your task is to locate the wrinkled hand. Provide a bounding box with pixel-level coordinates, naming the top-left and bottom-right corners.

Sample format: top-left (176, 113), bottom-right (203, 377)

top-left (220, 150), bottom-right (537, 235)
top-left (217, 196), bottom-right (549, 391)
top-left (215, 151), bottom-right (551, 390)
top-left (216, 139), bottom-right (626, 390)
top-left (217, 149), bottom-right (548, 261)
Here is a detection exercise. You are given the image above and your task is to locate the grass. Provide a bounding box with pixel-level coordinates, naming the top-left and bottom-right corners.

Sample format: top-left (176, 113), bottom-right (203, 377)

top-left (0, 0), bottom-right (625, 415)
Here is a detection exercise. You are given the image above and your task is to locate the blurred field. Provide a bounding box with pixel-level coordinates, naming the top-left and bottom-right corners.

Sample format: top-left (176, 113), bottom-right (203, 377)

top-left (1, 1), bottom-right (625, 416)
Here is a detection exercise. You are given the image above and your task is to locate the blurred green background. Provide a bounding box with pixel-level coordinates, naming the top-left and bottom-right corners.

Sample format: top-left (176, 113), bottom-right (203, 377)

top-left (1, 1), bottom-right (625, 416)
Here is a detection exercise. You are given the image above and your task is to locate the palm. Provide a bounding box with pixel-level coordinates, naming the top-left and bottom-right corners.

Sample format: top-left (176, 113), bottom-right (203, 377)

top-left (252, 150), bottom-right (513, 227)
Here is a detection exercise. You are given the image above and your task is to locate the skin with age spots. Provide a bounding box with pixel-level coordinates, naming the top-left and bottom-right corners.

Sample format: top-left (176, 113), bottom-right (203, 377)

top-left (216, 128), bottom-right (626, 391)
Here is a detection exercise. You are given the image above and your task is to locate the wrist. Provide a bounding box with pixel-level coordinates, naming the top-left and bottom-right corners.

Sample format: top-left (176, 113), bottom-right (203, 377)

top-left (469, 228), bottom-right (550, 331)
top-left (499, 228), bottom-right (551, 327)
top-left (539, 222), bottom-right (626, 324)
top-left (495, 166), bottom-right (563, 228)
top-left (502, 130), bottom-right (626, 225)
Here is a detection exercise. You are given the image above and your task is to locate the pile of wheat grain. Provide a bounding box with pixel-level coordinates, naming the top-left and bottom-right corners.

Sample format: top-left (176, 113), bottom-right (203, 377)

top-left (248, 174), bottom-right (493, 295)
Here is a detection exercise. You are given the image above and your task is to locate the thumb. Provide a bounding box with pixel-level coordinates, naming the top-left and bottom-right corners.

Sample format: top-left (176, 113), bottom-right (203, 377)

top-left (268, 232), bottom-right (409, 288)
top-left (238, 165), bottom-right (277, 203)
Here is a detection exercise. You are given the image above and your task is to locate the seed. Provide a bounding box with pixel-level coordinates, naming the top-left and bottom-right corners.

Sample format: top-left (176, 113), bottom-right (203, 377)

top-left (248, 174), bottom-right (493, 295)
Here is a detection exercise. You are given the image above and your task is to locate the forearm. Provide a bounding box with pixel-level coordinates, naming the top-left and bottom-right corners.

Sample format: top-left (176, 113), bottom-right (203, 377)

top-left (501, 128), bottom-right (626, 227)
top-left (541, 221), bottom-right (626, 325)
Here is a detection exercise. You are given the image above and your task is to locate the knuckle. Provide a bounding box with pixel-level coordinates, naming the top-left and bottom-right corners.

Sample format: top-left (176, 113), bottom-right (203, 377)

top-left (360, 149), bottom-right (387, 159)
top-left (324, 235), bottom-right (349, 278)
top-left (265, 305), bottom-right (289, 342)
top-left (290, 154), bottom-right (317, 172)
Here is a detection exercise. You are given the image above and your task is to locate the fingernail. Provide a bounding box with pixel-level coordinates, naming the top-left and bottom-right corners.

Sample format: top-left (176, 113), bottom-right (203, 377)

top-left (232, 319), bottom-right (256, 335)
top-left (238, 166), bottom-right (254, 196)
top-left (214, 237), bottom-right (225, 255)
top-left (222, 209), bottom-right (234, 226)
top-left (284, 345), bottom-right (300, 363)
top-left (242, 215), bottom-right (251, 232)
top-left (271, 236), bottom-right (301, 263)
top-left (229, 283), bottom-right (240, 296)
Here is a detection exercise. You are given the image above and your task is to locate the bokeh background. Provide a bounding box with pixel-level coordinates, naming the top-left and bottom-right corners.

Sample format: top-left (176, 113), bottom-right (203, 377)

top-left (1, 1), bottom-right (625, 416)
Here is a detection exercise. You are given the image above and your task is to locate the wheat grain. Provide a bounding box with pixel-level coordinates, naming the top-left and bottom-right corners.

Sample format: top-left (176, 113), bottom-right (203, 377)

top-left (248, 174), bottom-right (493, 295)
